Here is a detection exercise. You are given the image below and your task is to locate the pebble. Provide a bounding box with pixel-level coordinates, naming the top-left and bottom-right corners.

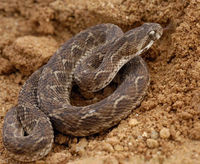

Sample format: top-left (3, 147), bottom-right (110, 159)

top-left (46, 151), bottom-right (70, 164)
top-left (76, 138), bottom-right (88, 151)
top-left (71, 138), bottom-right (88, 156)
top-left (160, 128), bottom-right (170, 139)
top-left (106, 137), bottom-right (119, 145)
top-left (114, 145), bottom-right (124, 151)
top-left (151, 130), bottom-right (159, 139)
top-left (146, 139), bottom-right (159, 148)
top-left (142, 132), bottom-right (148, 138)
top-left (128, 118), bottom-right (139, 127)
top-left (102, 142), bottom-right (114, 152)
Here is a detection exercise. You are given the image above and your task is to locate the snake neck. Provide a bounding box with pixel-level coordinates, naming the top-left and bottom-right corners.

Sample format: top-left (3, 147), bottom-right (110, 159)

top-left (74, 35), bottom-right (154, 92)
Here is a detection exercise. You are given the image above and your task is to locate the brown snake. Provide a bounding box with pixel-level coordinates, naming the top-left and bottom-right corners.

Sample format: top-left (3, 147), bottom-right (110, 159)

top-left (2, 23), bottom-right (163, 162)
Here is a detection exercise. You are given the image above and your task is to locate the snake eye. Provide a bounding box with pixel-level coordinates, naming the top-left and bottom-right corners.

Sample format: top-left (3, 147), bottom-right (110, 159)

top-left (148, 30), bottom-right (157, 40)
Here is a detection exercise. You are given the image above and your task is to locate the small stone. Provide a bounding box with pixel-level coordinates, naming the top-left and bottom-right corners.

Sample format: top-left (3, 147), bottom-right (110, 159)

top-left (76, 138), bottom-right (88, 149)
top-left (128, 118), bottom-right (139, 127)
top-left (142, 132), bottom-right (148, 138)
top-left (106, 137), bottom-right (119, 145)
top-left (146, 139), bottom-right (159, 148)
top-left (114, 144), bottom-right (124, 151)
top-left (102, 142), bottom-right (114, 152)
top-left (137, 135), bottom-right (143, 140)
top-left (75, 138), bottom-right (88, 155)
top-left (46, 151), bottom-right (70, 164)
top-left (151, 130), bottom-right (159, 139)
top-left (160, 128), bottom-right (170, 139)
top-left (128, 142), bottom-right (132, 146)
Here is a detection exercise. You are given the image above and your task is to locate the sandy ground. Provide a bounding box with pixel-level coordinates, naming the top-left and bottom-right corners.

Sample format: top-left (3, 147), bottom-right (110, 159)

top-left (0, 0), bottom-right (200, 163)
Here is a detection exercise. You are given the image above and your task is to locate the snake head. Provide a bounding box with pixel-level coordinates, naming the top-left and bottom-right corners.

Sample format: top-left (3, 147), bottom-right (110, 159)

top-left (125, 23), bottom-right (163, 55)
top-left (144, 23), bottom-right (163, 41)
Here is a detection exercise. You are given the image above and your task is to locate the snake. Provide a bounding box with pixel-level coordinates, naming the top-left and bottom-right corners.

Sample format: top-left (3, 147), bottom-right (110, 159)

top-left (2, 23), bottom-right (163, 162)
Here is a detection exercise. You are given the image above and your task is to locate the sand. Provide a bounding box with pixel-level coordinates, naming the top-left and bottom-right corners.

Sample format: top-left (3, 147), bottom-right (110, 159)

top-left (0, 0), bottom-right (200, 163)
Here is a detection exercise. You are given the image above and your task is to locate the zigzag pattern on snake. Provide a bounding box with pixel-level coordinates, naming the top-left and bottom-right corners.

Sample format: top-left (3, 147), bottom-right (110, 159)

top-left (2, 23), bottom-right (163, 162)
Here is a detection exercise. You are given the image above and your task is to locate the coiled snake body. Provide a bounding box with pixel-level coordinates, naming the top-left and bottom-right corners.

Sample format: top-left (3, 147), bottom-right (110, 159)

top-left (3, 23), bottom-right (163, 162)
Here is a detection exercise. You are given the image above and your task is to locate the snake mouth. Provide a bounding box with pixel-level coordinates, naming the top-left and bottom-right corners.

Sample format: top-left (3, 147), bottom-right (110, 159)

top-left (149, 28), bottom-right (163, 41)
top-left (156, 32), bottom-right (162, 40)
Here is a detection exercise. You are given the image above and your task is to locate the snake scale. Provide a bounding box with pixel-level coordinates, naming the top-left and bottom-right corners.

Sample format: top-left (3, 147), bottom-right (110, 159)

top-left (2, 23), bottom-right (163, 162)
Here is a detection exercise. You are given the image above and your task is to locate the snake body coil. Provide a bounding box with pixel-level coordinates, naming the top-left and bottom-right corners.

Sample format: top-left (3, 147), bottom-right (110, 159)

top-left (3, 23), bottom-right (163, 162)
